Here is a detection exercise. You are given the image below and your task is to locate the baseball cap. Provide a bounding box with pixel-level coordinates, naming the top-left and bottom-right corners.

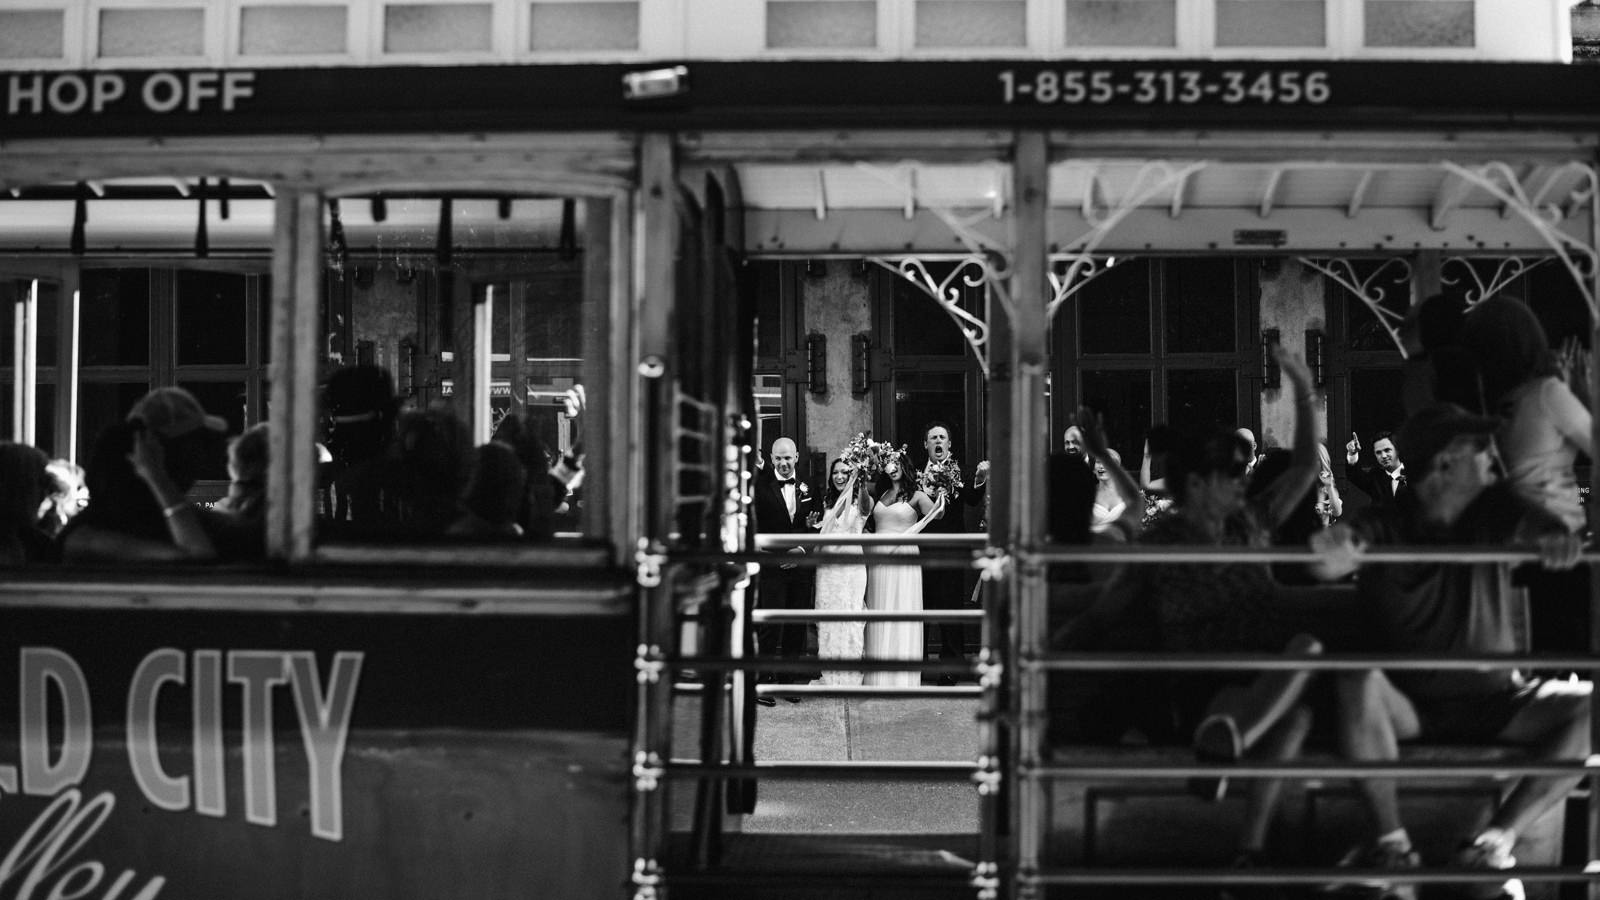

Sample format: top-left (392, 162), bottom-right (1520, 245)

top-left (1395, 403), bottom-right (1500, 474)
top-left (127, 387), bottom-right (228, 439)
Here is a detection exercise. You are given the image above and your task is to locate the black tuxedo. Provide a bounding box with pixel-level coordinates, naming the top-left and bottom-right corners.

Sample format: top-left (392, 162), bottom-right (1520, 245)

top-left (752, 468), bottom-right (819, 667)
top-left (918, 458), bottom-right (988, 661)
top-left (1347, 463), bottom-right (1414, 515)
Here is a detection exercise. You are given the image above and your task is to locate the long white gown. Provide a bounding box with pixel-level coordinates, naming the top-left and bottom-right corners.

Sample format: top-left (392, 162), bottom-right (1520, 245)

top-left (863, 500), bottom-right (924, 687)
top-left (814, 497), bottom-right (867, 685)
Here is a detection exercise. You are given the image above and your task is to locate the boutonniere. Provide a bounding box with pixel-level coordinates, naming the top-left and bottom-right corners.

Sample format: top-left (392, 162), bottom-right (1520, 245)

top-left (797, 482), bottom-right (810, 498)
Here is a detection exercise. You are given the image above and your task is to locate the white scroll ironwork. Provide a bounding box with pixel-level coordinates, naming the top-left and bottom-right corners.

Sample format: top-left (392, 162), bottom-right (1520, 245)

top-left (866, 254), bottom-right (999, 377)
top-left (1440, 256), bottom-right (1552, 306)
top-left (1046, 254), bottom-right (1120, 322)
top-left (1295, 257), bottom-right (1414, 358)
top-left (1438, 161), bottom-right (1598, 319)
top-left (1048, 160), bottom-right (1209, 322)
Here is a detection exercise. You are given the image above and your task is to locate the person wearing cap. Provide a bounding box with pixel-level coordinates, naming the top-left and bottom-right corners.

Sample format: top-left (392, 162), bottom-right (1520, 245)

top-left (1310, 402), bottom-right (1585, 900)
top-left (59, 387), bottom-right (229, 562)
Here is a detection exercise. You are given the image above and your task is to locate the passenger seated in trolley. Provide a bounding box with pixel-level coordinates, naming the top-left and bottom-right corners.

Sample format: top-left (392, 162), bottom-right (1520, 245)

top-left (1311, 403), bottom-right (1588, 900)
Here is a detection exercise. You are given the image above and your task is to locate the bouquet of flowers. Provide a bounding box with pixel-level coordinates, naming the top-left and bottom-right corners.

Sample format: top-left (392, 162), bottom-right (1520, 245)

top-left (921, 456), bottom-right (964, 501)
top-left (841, 433), bottom-right (904, 478)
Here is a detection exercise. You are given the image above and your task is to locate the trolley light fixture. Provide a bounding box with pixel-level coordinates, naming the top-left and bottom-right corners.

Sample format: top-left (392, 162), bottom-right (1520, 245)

top-left (621, 66), bottom-right (688, 101)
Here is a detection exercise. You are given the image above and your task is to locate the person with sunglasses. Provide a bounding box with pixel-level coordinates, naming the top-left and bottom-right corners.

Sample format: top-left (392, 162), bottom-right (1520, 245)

top-left (1097, 346), bottom-right (1325, 877)
top-left (1309, 403), bottom-right (1585, 900)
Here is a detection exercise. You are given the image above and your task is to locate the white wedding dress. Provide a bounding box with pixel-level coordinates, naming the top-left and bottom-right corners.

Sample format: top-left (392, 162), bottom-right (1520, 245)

top-left (814, 497), bottom-right (867, 685)
top-left (863, 500), bottom-right (924, 687)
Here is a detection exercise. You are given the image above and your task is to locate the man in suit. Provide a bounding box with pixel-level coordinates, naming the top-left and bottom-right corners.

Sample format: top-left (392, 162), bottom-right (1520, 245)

top-left (1345, 429), bottom-right (1414, 514)
top-left (751, 436), bottom-right (819, 699)
top-left (919, 421), bottom-right (990, 684)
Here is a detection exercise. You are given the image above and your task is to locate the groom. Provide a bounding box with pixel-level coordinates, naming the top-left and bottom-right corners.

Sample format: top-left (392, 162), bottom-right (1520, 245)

top-left (919, 421), bottom-right (990, 684)
top-left (752, 436), bottom-right (820, 697)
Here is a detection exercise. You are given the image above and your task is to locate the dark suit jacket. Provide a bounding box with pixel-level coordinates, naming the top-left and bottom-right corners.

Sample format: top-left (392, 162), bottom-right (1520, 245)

top-left (1347, 463), bottom-right (1413, 514)
top-left (752, 469), bottom-right (819, 541)
top-left (918, 458), bottom-right (988, 535)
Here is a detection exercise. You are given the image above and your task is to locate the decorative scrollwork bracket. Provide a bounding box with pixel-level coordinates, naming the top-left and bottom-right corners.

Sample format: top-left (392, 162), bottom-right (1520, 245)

top-left (1295, 257), bottom-right (1413, 358)
top-left (866, 255), bottom-right (1002, 377)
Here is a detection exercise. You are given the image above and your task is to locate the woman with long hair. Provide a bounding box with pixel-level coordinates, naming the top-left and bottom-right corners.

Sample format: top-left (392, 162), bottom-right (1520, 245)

top-left (813, 456), bottom-right (873, 685)
top-left (862, 447), bottom-right (944, 687)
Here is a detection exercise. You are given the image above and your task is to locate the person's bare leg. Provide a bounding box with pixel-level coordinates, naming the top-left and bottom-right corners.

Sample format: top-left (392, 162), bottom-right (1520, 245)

top-left (1197, 634), bottom-right (1322, 757)
top-left (1334, 669), bottom-right (1419, 836)
top-left (1487, 680), bottom-right (1591, 837)
top-left (1239, 704), bottom-right (1313, 855)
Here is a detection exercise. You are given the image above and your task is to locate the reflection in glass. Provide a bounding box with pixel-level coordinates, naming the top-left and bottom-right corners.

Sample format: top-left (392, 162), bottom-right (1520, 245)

top-left (0, 278), bottom-right (59, 367)
top-left (78, 382), bottom-right (150, 463)
top-left (893, 265), bottom-right (968, 357)
top-left (1078, 259), bottom-right (1151, 355)
top-left (176, 271), bottom-right (249, 366)
top-left (81, 269), bottom-right (150, 366)
top-left (1165, 259), bottom-right (1237, 354)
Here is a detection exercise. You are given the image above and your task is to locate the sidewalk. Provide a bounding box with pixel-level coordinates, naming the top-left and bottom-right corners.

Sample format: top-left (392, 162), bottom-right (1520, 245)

top-left (745, 697), bottom-right (981, 834)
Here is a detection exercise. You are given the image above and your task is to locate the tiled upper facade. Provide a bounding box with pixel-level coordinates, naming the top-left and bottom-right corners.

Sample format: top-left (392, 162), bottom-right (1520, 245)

top-left (0, 0), bottom-right (1582, 68)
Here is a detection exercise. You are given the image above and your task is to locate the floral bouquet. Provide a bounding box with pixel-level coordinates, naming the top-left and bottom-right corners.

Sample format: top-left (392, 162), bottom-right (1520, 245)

top-left (921, 456), bottom-right (964, 502)
top-left (841, 432), bottom-right (877, 475)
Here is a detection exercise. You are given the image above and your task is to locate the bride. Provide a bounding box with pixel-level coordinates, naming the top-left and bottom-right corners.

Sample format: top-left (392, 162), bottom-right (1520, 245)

top-left (814, 458), bottom-right (872, 685)
top-left (864, 450), bottom-right (944, 687)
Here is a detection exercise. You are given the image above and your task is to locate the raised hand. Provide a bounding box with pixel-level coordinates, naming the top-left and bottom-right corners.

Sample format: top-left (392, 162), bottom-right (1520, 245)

top-left (1074, 406), bottom-right (1111, 460)
top-left (1345, 432), bottom-right (1360, 466)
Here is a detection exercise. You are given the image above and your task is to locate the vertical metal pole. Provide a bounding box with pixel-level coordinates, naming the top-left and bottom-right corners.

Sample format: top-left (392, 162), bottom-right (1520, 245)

top-left (66, 288), bottom-right (80, 465)
top-left (22, 279), bottom-right (37, 446)
top-left (12, 292), bottom-right (23, 443)
top-left (1576, 157), bottom-right (1600, 900)
top-left (1011, 129), bottom-right (1051, 900)
top-left (473, 286), bottom-right (493, 445)
top-left (267, 188), bottom-right (320, 561)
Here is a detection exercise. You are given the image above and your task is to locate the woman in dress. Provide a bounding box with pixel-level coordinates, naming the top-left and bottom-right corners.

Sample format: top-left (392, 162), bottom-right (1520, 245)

top-left (814, 457), bottom-right (873, 685)
top-left (1089, 448), bottom-right (1135, 537)
top-left (863, 451), bottom-right (944, 687)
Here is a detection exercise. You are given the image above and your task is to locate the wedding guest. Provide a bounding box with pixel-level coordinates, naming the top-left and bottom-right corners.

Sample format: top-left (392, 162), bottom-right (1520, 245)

top-left (61, 387), bottom-right (228, 562)
top-left (490, 410), bottom-right (569, 541)
top-left (752, 436), bottom-right (819, 698)
top-left (919, 421), bottom-right (989, 683)
top-left (1345, 430), bottom-right (1413, 514)
top-left (448, 442), bottom-right (527, 538)
top-left (0, 442), bottom-right (57, 565)
top-left (813, 458), bottom-right (872, 686)
top-left (38, 458), bottom-right (87, 538)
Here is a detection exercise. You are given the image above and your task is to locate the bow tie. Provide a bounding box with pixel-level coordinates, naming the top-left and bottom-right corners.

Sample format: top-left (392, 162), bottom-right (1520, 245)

top-left (776, 478), bottom-right (794, 485)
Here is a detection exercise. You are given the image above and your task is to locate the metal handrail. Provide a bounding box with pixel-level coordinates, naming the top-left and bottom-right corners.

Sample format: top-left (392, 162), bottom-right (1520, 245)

top-left (1023, 866), bottom-right (1600, 886)
top-left (752, 609), bottom-right (984, 622)
top-left (665, 760), bottom-right (977, 779)
top-left (1024, 760), bottom-right (1600, 778)
top-left (758, 533), bottom-right (988, 547)
top-left (1023, 544), bottom-right (1600, 564)
top-left (1025, 652), bottom-right (1600, 670)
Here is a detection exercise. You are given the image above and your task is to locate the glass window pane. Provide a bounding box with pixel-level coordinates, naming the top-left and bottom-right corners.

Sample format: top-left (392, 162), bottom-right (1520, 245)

top-left (0, 10), bottom-right (64, 59)
top-left (81, 269), bottom-right (150, 366)
top-left (1078, 259), bottom-right (1152, 355)
top-left (529, 1), bottom-right (639, 51)
top-left (240, 5), bottom-right (348, 55)
top-left (1165, 259), bottom-right (1237, 354)
top-left (0, 278), bottom-right (60, 368)
top-left (0, 384), bottom-right (56, 457)
top-left (753, 263), bottom-right (783, 361)
top-left (1216, 0), bottom-right (1325, 47)
top-left (1065, 0), bottom-right (1176, 47)
top-left (1365, 0), bottom-right (1472, 47)
top-left (916, 0), bottom-right (1026, 47)
top-left (321, 192), bottom-right (602, 543)
top-left (1080, 368), bottom-right (1150, 472)
top-left (384, 3), bottom-right (493, 53)
top-left (176, 381), bottom-right (246, 482)
top-left (78, 381), bottom-right (150, 461)
top-left (98, 7), bottom-right (205, 58)
top-left (176, 271), bottom-right (249, 366)
top-left (892, 370), bottom-right (969, 458)
top-left (1166, 368), bottom-right (1237, 436)
top-left (523, 267), bottom-right (583, 361)
top-left (1525, 261), bottom-right (1589, 352)
top-left (1348, 367), bottom-right (1406, 445)
top-left (767, 0), bottom-right (877, 49)
top-left (894, 265), bottom-right (968, 357)
top-left (754, 372), bottom-right (785, 451)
